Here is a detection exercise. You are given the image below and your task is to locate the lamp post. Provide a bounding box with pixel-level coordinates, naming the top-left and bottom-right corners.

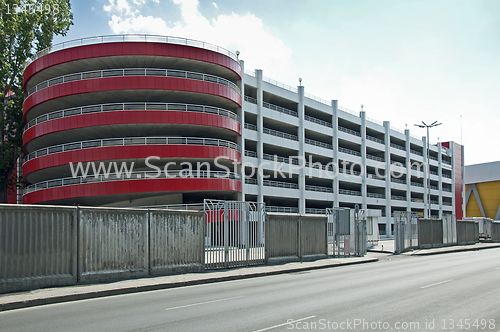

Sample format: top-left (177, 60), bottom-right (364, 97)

top-left (414, 121), bottom-right (442, 218)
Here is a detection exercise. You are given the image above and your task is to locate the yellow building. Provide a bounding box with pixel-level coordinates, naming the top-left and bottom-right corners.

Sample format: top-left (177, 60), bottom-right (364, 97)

top-left (465, 161), bottom-right (500, 220)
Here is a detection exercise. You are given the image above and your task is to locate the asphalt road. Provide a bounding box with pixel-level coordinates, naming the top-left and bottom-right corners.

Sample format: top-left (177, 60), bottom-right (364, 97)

top-left (1, 249), bottom-right (500, 332)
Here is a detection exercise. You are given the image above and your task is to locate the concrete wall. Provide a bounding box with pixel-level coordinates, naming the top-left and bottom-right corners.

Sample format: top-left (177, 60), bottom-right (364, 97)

top-left (0, 204), bottom-right (204, 294)
top-left (418, 218), bottom-right (444, 249)
top-left (0, 204), bottom-right (77, 293)
top-left (265, 213), bottom-right (327, 264)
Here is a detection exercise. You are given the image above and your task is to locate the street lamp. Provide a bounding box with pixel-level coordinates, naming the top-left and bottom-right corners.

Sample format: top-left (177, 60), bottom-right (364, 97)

top-left (414, 121), bottom-right (442, 218)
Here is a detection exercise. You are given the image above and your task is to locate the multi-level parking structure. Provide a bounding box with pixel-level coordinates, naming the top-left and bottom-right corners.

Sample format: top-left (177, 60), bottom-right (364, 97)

top-left (22, 35), bottom-right (463, 236)
top-left (240, 69), bottom-right (462, 236)
top-left (22, 35), bottom-right (243, 206)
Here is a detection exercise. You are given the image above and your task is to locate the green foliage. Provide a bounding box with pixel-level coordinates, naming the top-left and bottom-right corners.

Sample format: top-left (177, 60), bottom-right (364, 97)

top-left (0, 0), bottom-right (73, 202)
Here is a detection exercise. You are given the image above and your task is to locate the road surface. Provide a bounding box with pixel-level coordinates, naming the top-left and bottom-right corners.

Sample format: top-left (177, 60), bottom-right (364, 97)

top-left (1, 249), bottom-right (500, 332)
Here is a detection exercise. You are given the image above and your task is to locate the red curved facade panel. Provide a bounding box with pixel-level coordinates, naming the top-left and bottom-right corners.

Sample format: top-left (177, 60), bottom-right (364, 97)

top-left (24, 42), bottom-right (241, 90)
top-left (23, 178), bottom-right (242, 204)
top-left (23, 111), bottom-right (242, 149)
top-left (23, 145), bottom-right (241, 178)
top-left (23, 77), bottom-right (242, 121)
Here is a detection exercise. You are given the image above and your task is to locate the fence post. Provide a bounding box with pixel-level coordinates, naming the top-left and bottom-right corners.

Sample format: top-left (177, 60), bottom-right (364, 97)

top-left (224, 201), bottom-right (229, 268)
top-left (298, 215), bottom-right (302, 261)
top-left (76, 206), bottom-right (82, 283)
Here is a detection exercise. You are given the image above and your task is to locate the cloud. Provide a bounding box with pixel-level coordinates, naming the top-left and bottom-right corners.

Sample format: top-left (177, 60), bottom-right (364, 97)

top-left (103, 0), bottom-right (292, 77)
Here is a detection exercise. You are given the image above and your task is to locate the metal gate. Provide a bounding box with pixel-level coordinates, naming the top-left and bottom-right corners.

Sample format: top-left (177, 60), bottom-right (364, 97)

top-left (204, 200), bottom-right (265, 269)
top-left (354, 208), bottom-right (367, 257)
top-left (394, 211), bottom-right (418, 253)
top-left (327, 207), bottom-right (351, 257)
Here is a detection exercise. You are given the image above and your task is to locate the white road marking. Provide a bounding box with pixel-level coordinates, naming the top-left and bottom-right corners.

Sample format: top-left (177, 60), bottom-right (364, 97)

top-left (165, 296), bottom-right (244, 311)
top-left (420, 279), bottom-right (453, 289)
top-left (253, 316), bottom-right (317, 332)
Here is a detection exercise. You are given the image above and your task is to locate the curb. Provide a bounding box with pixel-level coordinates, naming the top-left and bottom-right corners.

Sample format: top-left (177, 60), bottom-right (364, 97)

top-left (367, 249), bottom-right (394, 254)
top-left (410, 244), bottom-right (500, 256)
top-left (0, 258), bottom-right (378, 312)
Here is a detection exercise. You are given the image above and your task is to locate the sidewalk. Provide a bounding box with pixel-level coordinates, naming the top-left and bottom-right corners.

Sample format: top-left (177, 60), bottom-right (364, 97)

top-left (0, 255), bottom-right (378, 312)
top-left (369, 239), bottom-right (500, 255)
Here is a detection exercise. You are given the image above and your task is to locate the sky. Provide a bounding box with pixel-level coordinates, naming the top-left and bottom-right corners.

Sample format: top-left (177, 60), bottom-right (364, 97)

top-left (54, 0), bottom-right (500, 166)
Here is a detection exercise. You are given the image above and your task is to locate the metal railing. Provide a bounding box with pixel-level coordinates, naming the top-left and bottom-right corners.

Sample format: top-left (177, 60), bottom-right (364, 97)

top-left (430, 200), bottom-right (439, 205)
top-left (391, 177), bottom-right (407, 185)
top-left (411, 198), bottom-right (423, 203)
top-left (442, 159), bottom-right (452, 165)
top-left (442, 201), bottom-right (452, 206)
top-left (443, 188), bottom-right (452, 192)
top-left (391, 195), bottom-right (407, 201)
top-left (366, 135), bottom-right (384, 144)
top-left (338, 106), bottom-right (359, 117)
top-left (265, 206), bottom-right (299, 213)
top-left (429, 155), bottom-right (438, 161)
top-left (263, 179), bottom-right (299, 189)
top-left (367, 173), bottom-right (385, 181)
top-left (305, 138), bottom-right (333, 150)
top-left (25, 34), bottom-right (239, 68)
top-left (429, 170), bottom-right (439, 176)
top-left (339, 168), bottom-right (361, 176)
top-left (339, 147), bottom-right (361, 157)
top-left (24, 170), bottom-right (239, 195)
top-left (442, 173), bottom-right (452, 179)
top-left (338, 126), bottom-right (361, 137)
top-left (390, 143), bottom-right (406, 151)
top-left (390, 160), bottom-right (407, 167)
top-left (27, 67), bottom-right (241, 97)
top-left (411, 181), bottom-right (424, 187)
top-left (305, 161), bottom-right (334, 171)
top-left (305, 208), bottom-right (328, 214)
top-left (305, 115), bottom-right (332, 127)
top-left (391, 126), bottom-right (405, 134)
top-left (367, 192), bottom-right (385, 199)
top-left (305, 185), bottom-right (333, 193)
top-left (263, 153), bottom-right (300, 165)
top-left (245, 178), bottom-right (258, 185)
top-left (244, 96), bottom-right (257, 104)
top-left (430, 185), bottom-right (439, 190)
top-left (262, 76), bottom-right (298, 93)
top-left (24, 102), bottom-right (241, 132)
top-left (244, 123), bottom-right (257, 131)
top-left (263, 101), bottom-right (298, 117)
top-left (410, 149), bottom-right (423, 156)
top-left (263, 128), bottom-right (298, 141)
top-left (366, 117), bottom-right (383, 126)
top-left (244, 150), bottom-right (257, 158)
top-left (366, 154), bottom-right (385, 162)
top-left (24, 136), bottom-right (241, 163)
top-left (245, 69), bottom-right (256, 77)
top-left (338, 189), bottom-right (362, 196)
top-left (304, 92), bottom-right (330, 106)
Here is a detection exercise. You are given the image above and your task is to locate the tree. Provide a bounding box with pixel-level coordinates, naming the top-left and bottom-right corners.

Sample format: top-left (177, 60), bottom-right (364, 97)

top-left (0, 0), bottom-right (73, 203)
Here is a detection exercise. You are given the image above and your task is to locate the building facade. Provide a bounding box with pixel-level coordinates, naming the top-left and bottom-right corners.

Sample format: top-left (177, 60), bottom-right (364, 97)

top-left (21, 35), bottom-right (462, 235)
top-left (465, 161), bottom-right (500, 220)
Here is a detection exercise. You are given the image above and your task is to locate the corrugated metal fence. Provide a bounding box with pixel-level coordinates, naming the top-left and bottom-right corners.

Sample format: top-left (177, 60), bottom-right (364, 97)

top-left (265, 213), bottom-right (327, 264)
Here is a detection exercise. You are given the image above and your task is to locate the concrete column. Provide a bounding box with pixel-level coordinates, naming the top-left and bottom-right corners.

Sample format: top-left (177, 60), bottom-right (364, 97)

top-left (360, 111), bottom-right (367, 212)
top-left (405, 129), bottom-right (411, 215)
top-left (238, 60), bottom-right (245, 202)
top-left (255, 69), bottom-right (264, 204)
top-left (297, 86), bottom-right (306, 214)
top-left (438, 143), bottom-right (443, 218)
top-left (332, 100), bottom-right (339, 208)
top-left (422, 135), bottom-right (429, 218)
top-left (383, 121), bottom-right (392, 235)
